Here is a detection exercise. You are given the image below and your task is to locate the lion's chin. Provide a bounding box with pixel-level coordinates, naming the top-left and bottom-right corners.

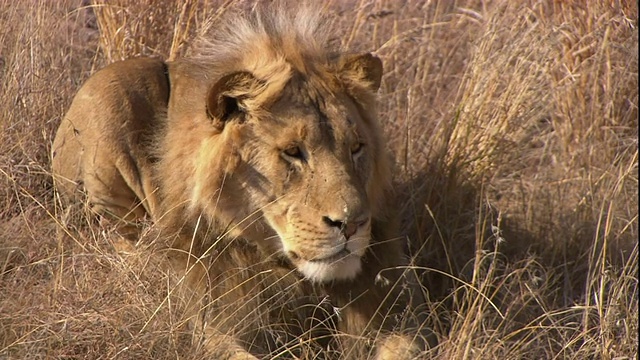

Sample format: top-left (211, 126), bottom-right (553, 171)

top-left (295, 254), bottom-right (362, 283)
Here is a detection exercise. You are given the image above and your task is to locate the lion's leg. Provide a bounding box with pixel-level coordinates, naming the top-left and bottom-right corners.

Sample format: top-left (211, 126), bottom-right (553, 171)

top-left (78, 146), bottom-right (159, 241)
top-left (115, 153), bottom-right (159, 220)
top-left (166, 249), bottom-right (259, 360)
top-left (91, 199), bottom-right (144, 253)
top-left (84, 167), bottom-right (147, 240)
top-left (139, 170), bottom-right (159, 219)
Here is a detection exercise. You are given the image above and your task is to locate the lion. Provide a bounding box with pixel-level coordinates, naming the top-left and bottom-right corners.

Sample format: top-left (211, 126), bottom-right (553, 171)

top-left (52, 4), bottom-right (431, 359)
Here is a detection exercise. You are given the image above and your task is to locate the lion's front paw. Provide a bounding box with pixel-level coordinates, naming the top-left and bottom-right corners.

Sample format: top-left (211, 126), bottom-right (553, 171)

top-left (374, 334), bottom-right (424, 360)
top-left (228, 351), bottom-right (259, 360)
top-left (202, 332), bottom-right (259, 360)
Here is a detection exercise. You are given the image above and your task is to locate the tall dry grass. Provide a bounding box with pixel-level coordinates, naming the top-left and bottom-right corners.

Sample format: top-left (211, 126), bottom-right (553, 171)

top-left (0, 0), bottom-right (637, 358)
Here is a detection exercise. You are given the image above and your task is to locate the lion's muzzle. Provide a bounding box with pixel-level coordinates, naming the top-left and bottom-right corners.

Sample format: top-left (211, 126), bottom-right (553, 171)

top-left (279, 215), bottom-right (371, 283)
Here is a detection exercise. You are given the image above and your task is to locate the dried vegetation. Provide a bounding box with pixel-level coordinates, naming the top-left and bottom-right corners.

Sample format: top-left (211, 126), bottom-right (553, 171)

top-left (0, 0), bottom-right (637, 358)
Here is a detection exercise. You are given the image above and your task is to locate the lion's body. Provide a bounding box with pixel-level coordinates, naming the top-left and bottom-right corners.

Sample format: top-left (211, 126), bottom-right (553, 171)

top-left (52, 4), bottom-right (427, 359)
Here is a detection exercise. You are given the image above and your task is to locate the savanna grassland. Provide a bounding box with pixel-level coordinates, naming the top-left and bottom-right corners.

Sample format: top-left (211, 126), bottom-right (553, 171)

top-left (0, 1), bottom-right (637, 359)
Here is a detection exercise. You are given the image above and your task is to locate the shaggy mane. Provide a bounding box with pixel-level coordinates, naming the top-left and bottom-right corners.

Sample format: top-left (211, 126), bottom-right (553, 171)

top-left (189, 3), bottom-right (336, 88)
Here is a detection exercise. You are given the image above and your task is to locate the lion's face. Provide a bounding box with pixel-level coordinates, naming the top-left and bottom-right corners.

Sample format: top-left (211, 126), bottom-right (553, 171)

top-left (245, 93), bottom-right (375, 283)
top-left (186, 54), bottom-right (386, 283)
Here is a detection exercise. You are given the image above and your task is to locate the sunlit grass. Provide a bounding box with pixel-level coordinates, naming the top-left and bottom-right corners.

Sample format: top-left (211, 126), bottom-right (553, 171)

top-left (0, 0), bottom-right (636, 358)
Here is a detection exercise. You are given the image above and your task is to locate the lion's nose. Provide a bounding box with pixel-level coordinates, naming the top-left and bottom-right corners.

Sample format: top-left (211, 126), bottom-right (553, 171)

top-left (322, 216), bottom-right (367, 239)
top-left (343, 222), bottom-right (358, 238)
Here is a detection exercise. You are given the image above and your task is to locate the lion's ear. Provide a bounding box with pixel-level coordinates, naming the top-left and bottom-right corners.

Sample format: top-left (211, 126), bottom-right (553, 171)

top-left (340, 53), bottom-right (383, 92)
top-left (206, 71), bottom-right (257, 130)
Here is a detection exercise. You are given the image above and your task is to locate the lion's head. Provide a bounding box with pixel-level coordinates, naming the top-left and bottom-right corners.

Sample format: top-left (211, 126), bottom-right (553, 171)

top-left (158, 6), bottom-right (391, 283)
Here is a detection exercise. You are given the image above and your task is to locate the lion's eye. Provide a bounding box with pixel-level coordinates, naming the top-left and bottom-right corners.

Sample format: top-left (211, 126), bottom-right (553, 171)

top-left (351, 142), bottom-right (365, 156)
top-left (282, 146), bottom-right (304, 161)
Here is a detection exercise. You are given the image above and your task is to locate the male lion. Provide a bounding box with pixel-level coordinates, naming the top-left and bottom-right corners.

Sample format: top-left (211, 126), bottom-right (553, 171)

top-left (52, 4), bottom-right (430, 359)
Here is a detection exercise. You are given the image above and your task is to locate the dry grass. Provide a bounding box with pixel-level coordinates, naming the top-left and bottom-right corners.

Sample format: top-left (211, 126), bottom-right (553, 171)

top-left (0, 0), bottom-right (637, 358)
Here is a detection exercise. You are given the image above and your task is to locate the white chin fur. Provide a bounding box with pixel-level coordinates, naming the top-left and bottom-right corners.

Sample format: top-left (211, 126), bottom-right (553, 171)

top-left (297, 255), bottom-right (362, 283)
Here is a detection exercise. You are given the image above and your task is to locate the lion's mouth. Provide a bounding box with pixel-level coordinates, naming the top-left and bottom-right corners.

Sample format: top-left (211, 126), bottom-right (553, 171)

top-left (289, 248), bottom-right (362, 283)
top-left (279, 228), bottom-right (369, 282)
top-left (307, 248), bottom-right (351, 263)
top-left (288, 245), bottom-right (353, 264)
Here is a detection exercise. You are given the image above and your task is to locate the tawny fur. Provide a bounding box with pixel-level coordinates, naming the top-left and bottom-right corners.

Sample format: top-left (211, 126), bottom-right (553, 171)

top-left (51, 57), bottom-right (167, 236)
top-left (51, 3), bottom-right (428, 359)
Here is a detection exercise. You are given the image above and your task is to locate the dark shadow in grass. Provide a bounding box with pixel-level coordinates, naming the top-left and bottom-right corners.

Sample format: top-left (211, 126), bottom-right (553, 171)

top-left (394, 160), bottom-right (482, 301)
top-left (393, 153), bottom-right (636, 348)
